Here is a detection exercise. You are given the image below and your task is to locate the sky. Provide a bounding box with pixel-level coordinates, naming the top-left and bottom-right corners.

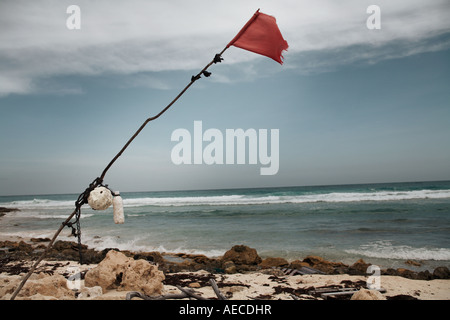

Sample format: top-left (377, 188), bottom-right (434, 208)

top-left (1, 0), bottom-right (450, 196)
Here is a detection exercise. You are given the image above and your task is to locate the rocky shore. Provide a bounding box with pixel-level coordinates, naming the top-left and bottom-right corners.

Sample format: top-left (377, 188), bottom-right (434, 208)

top-left (1, 238), bottom-right (449, 281)
top-left (1, 236), bottom-right (449, 300)
top-left (0, 207), bottom-right (19, 218)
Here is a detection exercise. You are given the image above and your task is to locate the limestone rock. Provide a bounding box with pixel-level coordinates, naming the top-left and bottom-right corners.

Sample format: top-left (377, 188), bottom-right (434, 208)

top-left (188, 282), bottom-right (201, 288)
top-left (133, 251), bottom-right (165, 265)
top-left (259, 257), bottom-right (289, 268)
top-left (20, 273), bottom-right (75, 299)
top-left (85, 250), bottom-right (128, 291)
top-left (88, 186), bottom-right (113, 210)
top-left (78, 286), bottom-right (103, 300)
top-left (433, 266), bottom-right (450, 279)
top-left (396, 268), bottom-right (418, 279)
top-left (302, 255), bottom-right (347, 274)
top-left (261, 268), bottom-right (286, 277)
top-left (351, 288), bottom-right (386, 300)
top-left (0, 240), bottom-right (33, 254)
top-left (0, 207), bottom-right (19, 214)
top-left (221, 245), bottom-right (262, 265)
top-left (405, 259), bottom-right (421, 267)
top-left (22, 293), bottom-right (58, 300)
top-left (223, 260), bottom-right (237, 274)
top-left (47, 240), bottom-right (105, 264)
top-left (84, 250), bottom-right (165, 296)
top-left (349, 258), bottom-right (371, 275)
top-left (288, 260), bottom-right (310, 269)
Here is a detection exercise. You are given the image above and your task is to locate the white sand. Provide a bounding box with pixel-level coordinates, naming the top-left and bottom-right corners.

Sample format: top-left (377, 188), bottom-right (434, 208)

top-left (162, 270), bottom-right (450, 300)
top-left (1, 261), bottom-right (449, 300)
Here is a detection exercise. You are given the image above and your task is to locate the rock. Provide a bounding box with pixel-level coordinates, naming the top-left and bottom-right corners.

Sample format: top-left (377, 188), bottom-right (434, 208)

top-left (396, 268), bottom-right (417, 279)
top-left (78, 286), bottom-right (103, 300)
top-left (302, 255), bottom-right (325, 266)
top-left (288, 260), bottom-right (310, 269)
top-left (433, 266), bottom-right (450, 279)
top-left (259, 257), bottom-right (289, 268)
top-left (81, 247), bottom-right (108, 264)
top-left (120, 258), bottom-right (164, 295)
top-left (221, 245), bottom-right (262, 265)
top-left (261, 268), bottom-right (286, 277)
top-left (0, 240), bottom-right (33, 254)
top-left (53, 240), bottom-right (84, 251)
top-left (405, 259), bottom-right (421, 267)
top-left (349, 259), bottom-right (371, 275)
top-left (223, 261), bottom-right (237, 274)
top-left (417, 270), bottom-right (433, 280)
top-left (188, 282), bottom-right (201, 288)
top-left (0, 207), bottom-right (19, 213)
top-left (84, 250), bottom-right (136, 290)
top-left (84, 250), bottom-right (165, 296)
top-left (20, 273), bottom-right (75, 299)
top-left (47, 240), bottom-right (106, 264)
top-left (16, 241), bottom-right (33, 253)
top-left (134, 251), bottom-right (165, 265)
top-left (351, 288), bottom-right (386, 300)
top-left (191, 254), bottom-right (213, 265)
top-left (382, 266), bottom-right (446, 280)
top-left (382, 268), bottom-right (398, 276)
top-left (302, 255), bottom-right (347, 274)
top-left (22, 293), bottom-right (58, 300)
top-left (0, 207), bottom-right (19, 219)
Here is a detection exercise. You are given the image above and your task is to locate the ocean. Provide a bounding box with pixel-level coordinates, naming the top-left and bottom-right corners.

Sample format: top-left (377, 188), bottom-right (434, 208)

top-left (1, 180), bottom-right (449, 271)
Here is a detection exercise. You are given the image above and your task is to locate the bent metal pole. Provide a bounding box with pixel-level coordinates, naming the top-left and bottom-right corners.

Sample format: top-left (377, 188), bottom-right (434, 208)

top-left (10, 47), bottom-right (228, 300)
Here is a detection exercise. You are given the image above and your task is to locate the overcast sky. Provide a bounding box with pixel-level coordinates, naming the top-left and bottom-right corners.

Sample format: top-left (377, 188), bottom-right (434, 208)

top-left (1, 0), bottom-right (450, 195)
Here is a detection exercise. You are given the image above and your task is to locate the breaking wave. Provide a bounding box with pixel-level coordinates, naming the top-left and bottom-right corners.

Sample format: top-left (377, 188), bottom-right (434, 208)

top-left (345, 241), bottom-right (450, 261)
top-left (121, 189), bottom-right (450, 207)
top-left (2, 189), bottom-right (450, 209)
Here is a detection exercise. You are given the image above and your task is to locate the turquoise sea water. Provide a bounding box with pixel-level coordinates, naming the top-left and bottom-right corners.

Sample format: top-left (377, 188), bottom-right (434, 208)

top-left (1, 180), bottom-right (449, 271)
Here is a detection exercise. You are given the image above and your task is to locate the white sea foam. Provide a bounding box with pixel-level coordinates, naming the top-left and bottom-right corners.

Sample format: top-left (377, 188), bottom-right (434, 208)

top-left (345, 241), bottom-right (450, 261)
top-left (2, 198), bottom-right (74, 209)
top-left (0, 210), bottom-right (94, 220)
top-left (2, 189), bottom-right (449, 209)
top-left (81, 234), bottom-right (225, 257)
top-left (122, 189), bottom-right (450, 206)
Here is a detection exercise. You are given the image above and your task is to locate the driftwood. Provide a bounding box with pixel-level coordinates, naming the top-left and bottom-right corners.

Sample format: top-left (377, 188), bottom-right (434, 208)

top-left (209, 278), bottom-right (227, 300)
top-left (9, 47), bottom-right (229, 300)
top-left (126, 278), bottom-right (227, 300)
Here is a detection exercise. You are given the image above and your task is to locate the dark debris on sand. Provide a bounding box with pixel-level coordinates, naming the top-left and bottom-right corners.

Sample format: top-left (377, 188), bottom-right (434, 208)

top-left (1, 240), bottom-right (449, 283)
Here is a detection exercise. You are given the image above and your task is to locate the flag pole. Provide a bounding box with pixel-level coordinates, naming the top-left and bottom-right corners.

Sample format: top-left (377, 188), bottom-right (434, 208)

top-left (11, 8), bottom-right (288, 299)
top-left (10, 46), bottom-right (228, 300)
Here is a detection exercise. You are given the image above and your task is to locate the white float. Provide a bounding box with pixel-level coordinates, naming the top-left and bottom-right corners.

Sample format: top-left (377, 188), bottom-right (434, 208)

top-left (87, 186), bottom-right (113, 210)
top-left (113, 191), bottom-right (125, 224)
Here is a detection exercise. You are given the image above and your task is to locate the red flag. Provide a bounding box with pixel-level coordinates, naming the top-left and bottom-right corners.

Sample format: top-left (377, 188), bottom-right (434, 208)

top-left (227, 9), bottom-right (289, 65)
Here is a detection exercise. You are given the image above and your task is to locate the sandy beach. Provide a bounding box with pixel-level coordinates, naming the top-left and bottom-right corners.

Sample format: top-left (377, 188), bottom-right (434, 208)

top-left (1, 235), bottom-right (449, 301)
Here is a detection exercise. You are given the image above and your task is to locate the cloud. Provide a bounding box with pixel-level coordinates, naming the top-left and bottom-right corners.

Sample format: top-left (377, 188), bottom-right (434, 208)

top-left (1, 0), bottom-right (449, 96)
